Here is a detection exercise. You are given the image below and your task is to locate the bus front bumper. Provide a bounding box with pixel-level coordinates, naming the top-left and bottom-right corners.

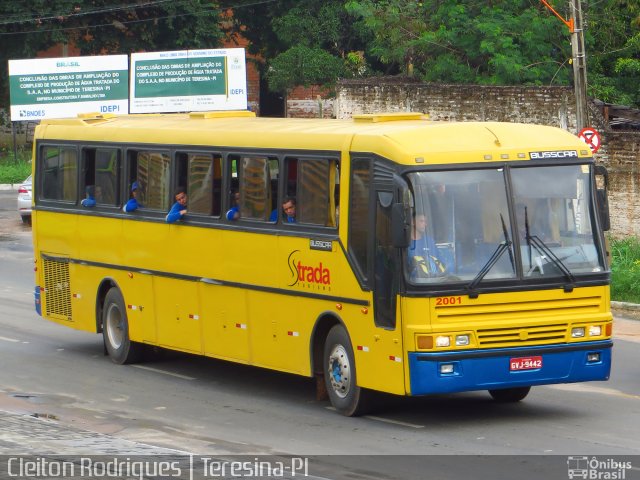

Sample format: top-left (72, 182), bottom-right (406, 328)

top-left (408, 340), bottom-right (613, 396)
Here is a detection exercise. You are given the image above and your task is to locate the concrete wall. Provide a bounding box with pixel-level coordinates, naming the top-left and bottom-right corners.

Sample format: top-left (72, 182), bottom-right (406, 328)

top-left (333, 79), bottom-right (640, 239)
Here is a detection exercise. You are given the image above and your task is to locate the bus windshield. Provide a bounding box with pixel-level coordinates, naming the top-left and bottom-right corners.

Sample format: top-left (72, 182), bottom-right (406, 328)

top-left (406, 164), bottom-right (605, 285)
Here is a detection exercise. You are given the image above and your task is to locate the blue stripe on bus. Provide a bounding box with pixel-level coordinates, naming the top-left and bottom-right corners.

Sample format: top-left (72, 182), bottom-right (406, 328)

top-left (408, 340), bottom-right (612, 395)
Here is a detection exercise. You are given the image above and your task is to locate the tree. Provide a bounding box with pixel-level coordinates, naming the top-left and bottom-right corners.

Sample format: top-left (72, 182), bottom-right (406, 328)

top-left (265, 45), bottom-right (345, 93)
top-left (587, 0), bottom-right (640, 106)
top-left (231, 0), bottom-right (373, 95)
top-left (0, 1), bottom-right (225, 111)
top-left (346, 0), bottom-right (573, 85)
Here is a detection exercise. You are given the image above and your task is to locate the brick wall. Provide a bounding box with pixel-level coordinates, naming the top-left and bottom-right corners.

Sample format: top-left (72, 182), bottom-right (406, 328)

top-left (286, 85), bottom-right (334, 118)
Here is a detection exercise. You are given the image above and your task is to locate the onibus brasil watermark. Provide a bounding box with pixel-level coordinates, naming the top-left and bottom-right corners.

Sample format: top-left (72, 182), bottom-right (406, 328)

top-left (567, 456), bottom-right (634, 479)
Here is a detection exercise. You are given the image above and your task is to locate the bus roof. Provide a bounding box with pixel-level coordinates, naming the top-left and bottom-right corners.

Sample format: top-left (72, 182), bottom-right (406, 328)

top-left (36, 111), bottom-right (592, 165)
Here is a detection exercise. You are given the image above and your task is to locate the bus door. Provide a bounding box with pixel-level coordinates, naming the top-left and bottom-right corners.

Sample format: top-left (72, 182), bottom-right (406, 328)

top-left (373, 190), bottom-right (400, 330)
top-left (359, 188), bottom-right (405, 394)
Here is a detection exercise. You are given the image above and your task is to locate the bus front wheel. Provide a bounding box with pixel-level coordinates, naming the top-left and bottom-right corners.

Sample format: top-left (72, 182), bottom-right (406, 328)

top-left (488, 386), bottom-right (531, 402)
top-left (323, 325), bottom-right (369, 416)
top-left (102, 288), bottom-right (142, 364)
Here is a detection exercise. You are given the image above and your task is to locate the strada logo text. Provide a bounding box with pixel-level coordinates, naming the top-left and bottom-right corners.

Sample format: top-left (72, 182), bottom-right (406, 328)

top-left (288, 250), bottom-right (332, 290)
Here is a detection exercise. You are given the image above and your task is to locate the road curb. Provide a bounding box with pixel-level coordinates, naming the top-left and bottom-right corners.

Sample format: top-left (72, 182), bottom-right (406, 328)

top-left (0, 184), bottom-right (17, 191)
top-left (611, 301), bottom-right (640, 321)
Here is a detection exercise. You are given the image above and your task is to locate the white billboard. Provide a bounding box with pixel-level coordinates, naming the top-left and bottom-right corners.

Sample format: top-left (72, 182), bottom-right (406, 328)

top-left (9, 55), bottom-right (129, 121)
top-left (130, 48), bottom-right (248, 113)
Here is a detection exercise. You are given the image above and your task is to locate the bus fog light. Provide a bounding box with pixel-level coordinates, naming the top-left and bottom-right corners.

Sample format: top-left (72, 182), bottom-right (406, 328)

top-left (589, 325), bottom-right (602, 336)
top-left (440, 364), bottom-right (455, 374)
top-left (435, 336), bottom-right (451, 347)
top-left (587, 352), bottom-right (600, 363)
top-left (571, 327), bottom-right (585, 338)
top-left (455, 334), bottom-right (470, 346)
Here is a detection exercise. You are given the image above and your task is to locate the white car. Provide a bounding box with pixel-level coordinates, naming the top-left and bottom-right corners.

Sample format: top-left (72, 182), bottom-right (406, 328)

top-left (17, 175), bottom-right (32, 224)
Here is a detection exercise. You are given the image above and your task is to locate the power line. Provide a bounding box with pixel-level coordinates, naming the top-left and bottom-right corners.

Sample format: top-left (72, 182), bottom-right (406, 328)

top-left (0, 1), bottom-right (176, 27)
top-left (0, 0), bottom-right (277, 32)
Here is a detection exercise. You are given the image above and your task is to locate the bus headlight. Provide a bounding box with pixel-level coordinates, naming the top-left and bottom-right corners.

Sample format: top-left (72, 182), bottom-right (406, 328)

top-left (589, 325), bottom-right (602, 336)
top-left (455, 334), bottom-right (470, 346)
top-left (435, 336), bottom-right (451, 347)
top-left (571, 327), bottom-right (585, 338)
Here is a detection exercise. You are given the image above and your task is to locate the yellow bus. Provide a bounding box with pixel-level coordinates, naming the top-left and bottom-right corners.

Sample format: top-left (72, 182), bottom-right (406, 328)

top-left (32, 111), bottom-right (612, 416)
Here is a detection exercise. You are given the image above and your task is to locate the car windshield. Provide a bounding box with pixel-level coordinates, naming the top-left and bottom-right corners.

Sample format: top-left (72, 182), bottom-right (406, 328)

top-left (405, 164), bottom-right (605, 286)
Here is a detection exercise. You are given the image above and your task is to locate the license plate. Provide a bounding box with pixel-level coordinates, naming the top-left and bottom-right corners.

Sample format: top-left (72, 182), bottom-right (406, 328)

top-left (510, 356), bottom-right (542, 371)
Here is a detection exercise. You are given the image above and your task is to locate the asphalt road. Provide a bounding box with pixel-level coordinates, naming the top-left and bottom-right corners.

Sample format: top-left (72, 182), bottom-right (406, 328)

top-left (0, 189), bottom-right (638, 480)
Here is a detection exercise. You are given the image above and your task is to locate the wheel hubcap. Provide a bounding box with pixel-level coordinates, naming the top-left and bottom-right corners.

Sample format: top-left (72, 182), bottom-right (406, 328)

top-left (105, 304), bottom-right (124, 349)
top-left (327, 344), bottom-right (350, 399)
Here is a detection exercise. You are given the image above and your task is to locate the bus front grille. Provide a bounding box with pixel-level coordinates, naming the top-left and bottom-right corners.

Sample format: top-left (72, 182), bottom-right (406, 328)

top-left (476, 324), bottom-right (568, 346)
top-left (432, 290), bottom-right (606, 348)
top-left (42, 257), bottom-right (72, 320)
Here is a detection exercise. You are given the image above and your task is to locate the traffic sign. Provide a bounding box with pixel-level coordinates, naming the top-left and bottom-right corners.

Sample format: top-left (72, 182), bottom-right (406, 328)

top-left (578, 127), bottom-right (602, 153)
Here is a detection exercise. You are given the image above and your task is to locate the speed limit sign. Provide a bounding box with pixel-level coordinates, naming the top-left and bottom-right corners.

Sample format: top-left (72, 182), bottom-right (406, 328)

top-left (578, 127), bottom-right (602, 153)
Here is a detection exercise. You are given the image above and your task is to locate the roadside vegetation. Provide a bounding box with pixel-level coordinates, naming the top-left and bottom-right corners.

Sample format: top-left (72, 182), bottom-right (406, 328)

top-left (0, 148), bottom-right (31, 184)
top-left (610, 236), bottom-right (640, 304)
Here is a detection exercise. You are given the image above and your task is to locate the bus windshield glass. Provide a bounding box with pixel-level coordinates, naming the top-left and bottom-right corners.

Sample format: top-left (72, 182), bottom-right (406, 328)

top-left (406, 164), bottom-right (604, 285)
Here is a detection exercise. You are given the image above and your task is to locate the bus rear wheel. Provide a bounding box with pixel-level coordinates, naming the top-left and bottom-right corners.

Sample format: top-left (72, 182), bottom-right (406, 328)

top-left (488, 386), bottom-right (531, 402)
top-left (102, 288), bottom-right (142, 365)
top-left (323, 325), bottom-right (369, 416)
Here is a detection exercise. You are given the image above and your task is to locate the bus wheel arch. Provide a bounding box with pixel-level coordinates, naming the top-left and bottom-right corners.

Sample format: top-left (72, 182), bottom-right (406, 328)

top-left (95, 278), bottom-right (118, 333)
top-left (101, 284), bottom-right (142, 364)
top-left (314, 317), bottom-right (371, 416)
top-left (310, 313), bottom-right (341, 401)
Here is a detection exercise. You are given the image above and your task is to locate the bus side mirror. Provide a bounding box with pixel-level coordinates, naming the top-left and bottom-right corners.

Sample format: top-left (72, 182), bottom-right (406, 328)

top-left (391, 203), bottom-right (411, 248)
top-left (594, 165), bottom-right (610, 232)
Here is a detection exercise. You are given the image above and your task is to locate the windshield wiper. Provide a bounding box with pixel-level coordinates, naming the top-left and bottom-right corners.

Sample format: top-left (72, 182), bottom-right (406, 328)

top-left (467, 214), bottom-right (513, 297)
top-left (523, 207), bottom-right (576, 290)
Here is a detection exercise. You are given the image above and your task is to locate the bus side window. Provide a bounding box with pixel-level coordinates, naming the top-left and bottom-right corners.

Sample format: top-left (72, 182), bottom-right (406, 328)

top-left (178, 152), bottom-right (222, 216)
top-left (41, 146), bottom-right (78, 202)
top-left (132, 150), bottom-right (171, 211)
top-left (236, 154), bottom-right (275, 221)
top-left (286, 156), bottom-right (338, 227)
top-left (95, 149), bottom-right (119, 206)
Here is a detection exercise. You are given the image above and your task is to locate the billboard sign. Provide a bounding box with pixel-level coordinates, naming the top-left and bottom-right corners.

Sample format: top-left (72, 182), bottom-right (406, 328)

top-left (130, 48), bottom-right (247, 113)
top-left (8, 55), bottom-right (129, 121)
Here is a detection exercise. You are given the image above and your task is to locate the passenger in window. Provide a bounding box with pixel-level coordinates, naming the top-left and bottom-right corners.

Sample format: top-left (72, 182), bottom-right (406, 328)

top-left (282, 197), bottom-right (296, 223)
top-left (408, 213), bottom-right (446, 278)
top-left (226, 191), bottom-right (240, 220)
top-left (123, 182), bottom-right (142, 212)
top-left (166, 187), bottom-right (188, 223)
top-left (81, 185), bottom-right (96, 207)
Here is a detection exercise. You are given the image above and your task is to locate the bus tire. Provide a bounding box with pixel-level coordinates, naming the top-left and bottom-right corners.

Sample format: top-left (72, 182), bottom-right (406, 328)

top-left (488, 386), bottom-right (531, 402)
top-left (323, 324), bottom-right (369, 416)
top-left (102, 288), bottom-right (142, 365)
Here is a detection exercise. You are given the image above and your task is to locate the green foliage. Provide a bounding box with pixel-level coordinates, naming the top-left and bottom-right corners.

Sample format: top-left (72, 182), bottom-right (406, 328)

top-left (346, 0), bottom-right (571, 85)
top-left (0, 149), bottom-right (32, 184)
top-left (585, 0), bottom-right (640, 106)
top-left (610, 237), bottom-right (640, 304)
top-left (266, 46), bottom-right (345, 93)
top-left (232, 0), bottom-right (373, 91)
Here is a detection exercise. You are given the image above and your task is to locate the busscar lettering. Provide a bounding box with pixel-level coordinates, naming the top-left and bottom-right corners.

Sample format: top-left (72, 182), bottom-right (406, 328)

top-left (530, 150), bottom-right (579, 159)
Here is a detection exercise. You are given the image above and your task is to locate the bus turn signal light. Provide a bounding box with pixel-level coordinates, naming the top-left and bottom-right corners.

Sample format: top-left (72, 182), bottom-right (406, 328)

top-left (416, 335), bottom-right (433, 350)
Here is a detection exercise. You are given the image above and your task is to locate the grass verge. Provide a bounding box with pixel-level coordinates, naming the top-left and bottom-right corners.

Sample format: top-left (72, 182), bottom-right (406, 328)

top-left (0, 148), bottom-right (32, 183)
top-left (610, 236), bottom-right (640, 304)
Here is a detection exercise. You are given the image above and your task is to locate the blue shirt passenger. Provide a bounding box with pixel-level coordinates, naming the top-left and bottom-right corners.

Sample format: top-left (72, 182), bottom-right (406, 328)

top-left (166, 188), bottom-right (187, 223)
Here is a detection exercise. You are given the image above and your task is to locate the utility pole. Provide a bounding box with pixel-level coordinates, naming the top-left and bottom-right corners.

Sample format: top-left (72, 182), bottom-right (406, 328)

top-left (540, 0), bottom-right (589, 131)
top-left (570, 0), bottom-right (589, 131)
